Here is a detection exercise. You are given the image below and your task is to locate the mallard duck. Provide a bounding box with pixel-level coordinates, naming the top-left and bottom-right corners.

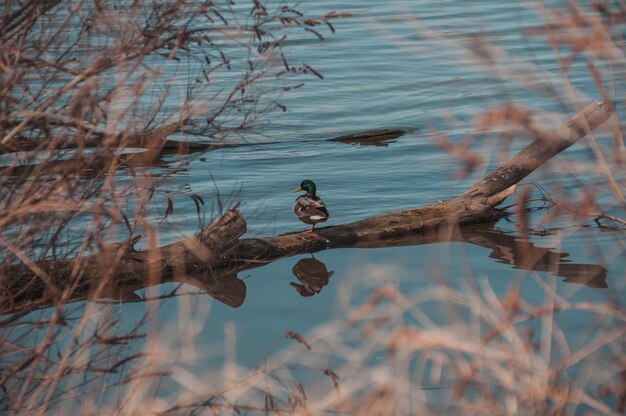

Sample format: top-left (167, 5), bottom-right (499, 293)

top-left (292, 179), bottom-right (330, 233)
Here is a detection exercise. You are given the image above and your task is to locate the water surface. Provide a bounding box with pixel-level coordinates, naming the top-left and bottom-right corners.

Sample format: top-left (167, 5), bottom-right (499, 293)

top-left (5, 0), bottom-right (626, 413)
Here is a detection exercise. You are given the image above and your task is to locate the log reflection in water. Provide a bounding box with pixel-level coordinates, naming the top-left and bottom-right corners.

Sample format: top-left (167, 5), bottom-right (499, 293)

top-left (0, 222), bottom-right (608, 315)
top-left (351, 223), bottom-right (607, 289)
top-left (470, 228), bottom-right (607, 289)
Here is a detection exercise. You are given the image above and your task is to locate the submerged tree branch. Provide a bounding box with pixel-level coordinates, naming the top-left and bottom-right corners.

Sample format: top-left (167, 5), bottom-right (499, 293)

top-left (1, 209), bottom-right (247, 313)
top-left (223, 99), bottom-right (613, 265)
top-left (0, 99), bottom-right (614, 313)
top-left (0, 125), bottom-right (410, 155)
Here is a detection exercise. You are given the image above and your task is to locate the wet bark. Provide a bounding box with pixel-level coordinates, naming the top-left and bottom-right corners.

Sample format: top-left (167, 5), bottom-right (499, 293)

top-left (0, 99), bottom-right (614, 313)
top-left (1, 209), bottom-right (246, 313)
top-left (222, 100), bottom-right (613, 265)
top-left (458, 100), bottom-right (613, 200)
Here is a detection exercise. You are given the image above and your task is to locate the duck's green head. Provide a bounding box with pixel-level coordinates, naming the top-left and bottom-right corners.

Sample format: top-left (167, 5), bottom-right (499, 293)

top-left (292, 179), bottom-right (316, 195)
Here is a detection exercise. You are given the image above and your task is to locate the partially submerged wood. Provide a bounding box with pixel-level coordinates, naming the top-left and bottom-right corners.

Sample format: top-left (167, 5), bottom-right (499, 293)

top-left (458, 100), bottom-right (613, 200)
top-left (224, 100), bottom-right (613, 265)
top-left (1, 209), bottom-right (247, 313)
top-left (1, 100), bottom-right (614, 313)
top-left (329, 128), bottom-right (410, 146)
top-left (6, 220), bottom-right (608, 313)
top-left (1, 122), bottom-right (411, 156)
top-left (0, 127), bottom-right (411, 180)
top-left (1, 121), bottom-right (190, 155)
top-left (223, 197), bottom-right (508, 266)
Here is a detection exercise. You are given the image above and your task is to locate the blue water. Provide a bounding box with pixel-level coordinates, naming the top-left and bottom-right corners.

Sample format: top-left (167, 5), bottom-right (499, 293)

top-left (3, 0), bottom-right (626, 413)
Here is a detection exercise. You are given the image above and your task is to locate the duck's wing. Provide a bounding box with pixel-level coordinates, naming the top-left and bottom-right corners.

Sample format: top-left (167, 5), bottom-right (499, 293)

top-left (295, 195), bottom-right (326, 210)
top-left (295, 195), bottom-right (330, 218)
top-left (307, 195), bottom-right (330, 219)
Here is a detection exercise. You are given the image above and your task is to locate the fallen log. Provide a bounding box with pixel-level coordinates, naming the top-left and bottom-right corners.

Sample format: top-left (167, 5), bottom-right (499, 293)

top-left (329, 128), bottom-right (409, 146)
top-left (0, 127), bottom-right (411, 180)
top-left (1, 118), bottom-right (410, 156)
top-left (1, 209), bottom-right (247, 313)
top-left (4, 220), bottom-right (608, 314)
top-left (0, 99), bottom-right (614, 314)
top-left (0, 120), bottom-right (191, 155)
top-left (222, 100), bottom-right (613, 266)
top-left (458, 99), bottom-right (613, 200)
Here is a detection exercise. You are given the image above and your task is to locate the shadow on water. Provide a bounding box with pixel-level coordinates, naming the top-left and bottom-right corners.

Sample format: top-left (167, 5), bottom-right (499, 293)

top-left (1, 221), bottom-right (609, 316)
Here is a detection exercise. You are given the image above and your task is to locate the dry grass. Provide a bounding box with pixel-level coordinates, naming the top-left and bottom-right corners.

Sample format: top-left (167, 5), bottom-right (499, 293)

top-left (1, 0), bottom-right (625, 415)
top-left (5, 251), bottom-right (623, 415)
top-left (0, 0), bottom-right (345, 413)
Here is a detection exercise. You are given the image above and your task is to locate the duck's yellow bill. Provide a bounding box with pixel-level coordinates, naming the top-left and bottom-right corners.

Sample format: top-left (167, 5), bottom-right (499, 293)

top-left (291, 186), bottom-right (302, 193)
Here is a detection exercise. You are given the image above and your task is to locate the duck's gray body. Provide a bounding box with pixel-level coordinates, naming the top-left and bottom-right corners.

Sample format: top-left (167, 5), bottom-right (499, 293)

top-left (293, 194), bottom-right (330, 226)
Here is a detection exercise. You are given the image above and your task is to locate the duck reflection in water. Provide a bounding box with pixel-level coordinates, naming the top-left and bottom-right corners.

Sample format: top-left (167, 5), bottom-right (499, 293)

top-left (290, 255), bottom-right (335, 297)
